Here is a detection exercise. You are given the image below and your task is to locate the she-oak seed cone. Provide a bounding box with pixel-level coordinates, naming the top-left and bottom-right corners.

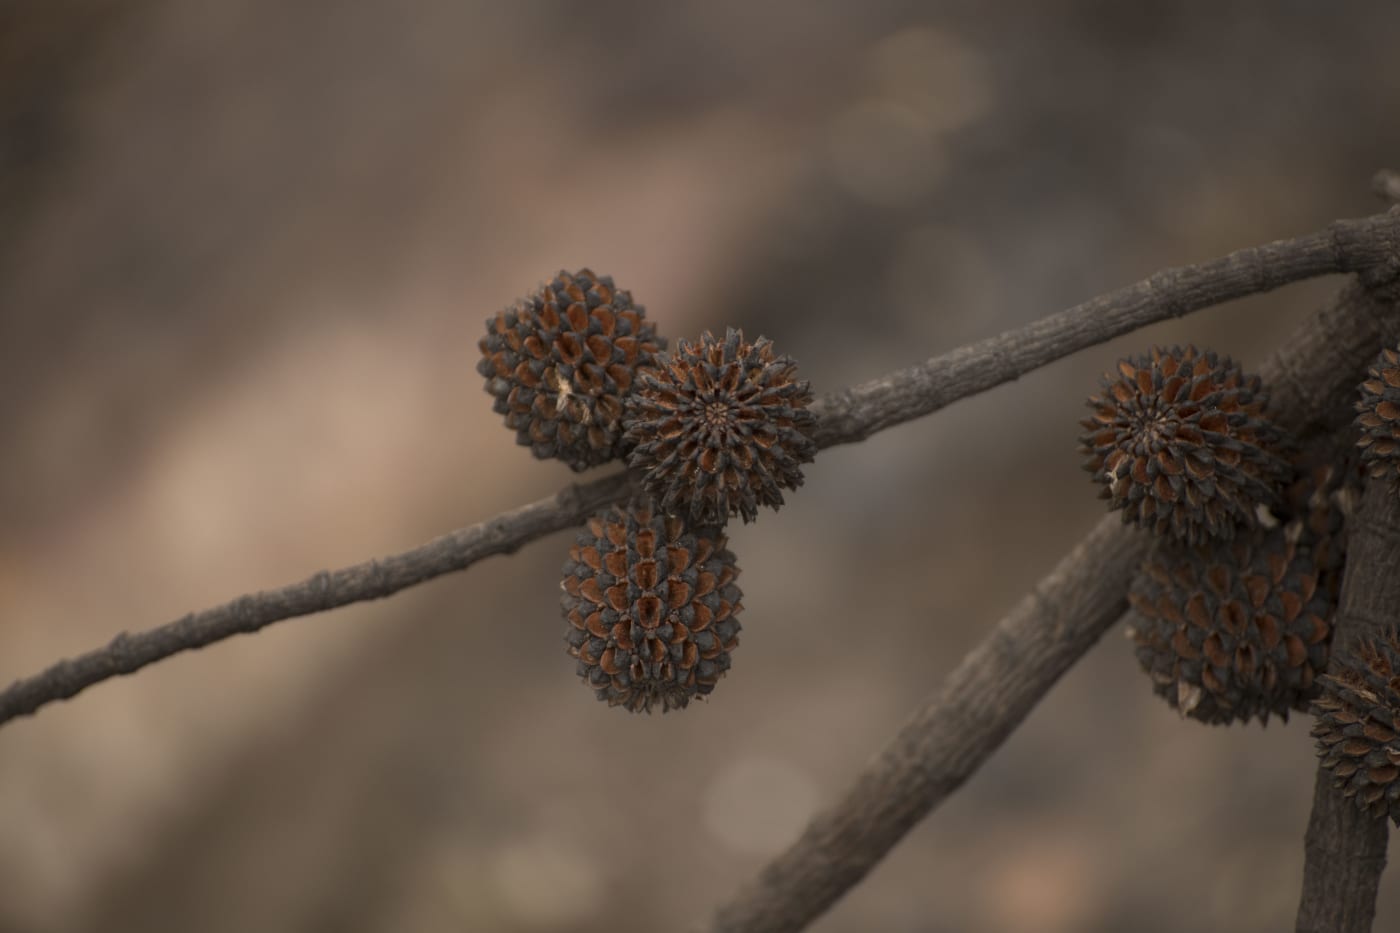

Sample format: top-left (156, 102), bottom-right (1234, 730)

top-left (1128, 524), bottom-right (1334, 726)
top-left (561, 503), bottom-right (742, 713)
top-left (1080, 345), bottom-right (1291, 546)
top-left (625, 328), bottom-right (816, 525)
top-left (1313, 633), bottom-right (1400, 824)
top-left (1355, 345), bottom-right (1400, 479)
top-left (477, 269), bottom-right (665, 472)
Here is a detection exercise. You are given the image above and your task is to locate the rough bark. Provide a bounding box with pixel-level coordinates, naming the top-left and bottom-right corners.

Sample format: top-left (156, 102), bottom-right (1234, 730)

top-left (1295, 478), bottom-right (1400, 933)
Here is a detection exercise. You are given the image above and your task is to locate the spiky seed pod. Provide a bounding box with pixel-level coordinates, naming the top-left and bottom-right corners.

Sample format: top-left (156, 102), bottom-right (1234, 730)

top-left (624, 328), bottom-right (816, 525)
top-left (1127, 526), bottom-right (1334, 725)
top-left (560, 502), bottom-right (743, 713)
top-left (1355, 345), bottom-right (1400, 479)
top-left (1313, 633), bottom-right (1400, 823)
top-left (477, 269), bottom-right (665, 472)
top-left (1080, 345), bottom-right (1292, 546)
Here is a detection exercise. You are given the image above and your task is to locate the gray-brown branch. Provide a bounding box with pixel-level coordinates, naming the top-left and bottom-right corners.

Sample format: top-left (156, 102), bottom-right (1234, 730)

top-left (1295, 477), bottom-right (1400, 933)
top-left (0, 209), bottom-right (1398, 732)
top-left (704, 277), bottom-right (1400, 933)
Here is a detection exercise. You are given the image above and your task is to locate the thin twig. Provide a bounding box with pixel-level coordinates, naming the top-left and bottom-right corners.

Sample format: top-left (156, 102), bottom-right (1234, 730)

top-left (1295, 477), bottom-right (1400, 933)
top-left (0, 210), bottom-right (1398, 730)
top-left (704, 278), bottom-right (1400, 933)
top-left (0, 471), bottom-right (631, 723)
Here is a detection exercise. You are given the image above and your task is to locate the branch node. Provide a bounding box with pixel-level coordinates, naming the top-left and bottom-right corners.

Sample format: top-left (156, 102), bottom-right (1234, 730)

top-left (557, 481), bottom-right (586, 512)
top-left (106, 631), bottom-right (135, 665)
top-left (1373, 169), bottom-right (1400, 204)
top-left (232, 595), bottom-right (259, 632)
top-left (366, 558), bottom-right (390, 594)
top-left (310, 570), bottom-right (334, 610)
top-left (1146, 268), bottom-right (1188, 319)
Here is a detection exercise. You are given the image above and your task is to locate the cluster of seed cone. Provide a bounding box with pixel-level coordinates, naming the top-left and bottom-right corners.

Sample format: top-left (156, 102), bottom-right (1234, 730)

top-left (477, 269), bottom-right (818, 712)
top-left (477, 270), bottom-right (817, 505)
top-left (1083, 345), bottom-right (1353, 726)
top-left (1313, 633), bottom-right (1400, 823)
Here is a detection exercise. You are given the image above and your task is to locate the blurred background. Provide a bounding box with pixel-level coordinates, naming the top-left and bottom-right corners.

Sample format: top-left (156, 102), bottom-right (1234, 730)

top-left (3, 2), bottom-right (1400, 931)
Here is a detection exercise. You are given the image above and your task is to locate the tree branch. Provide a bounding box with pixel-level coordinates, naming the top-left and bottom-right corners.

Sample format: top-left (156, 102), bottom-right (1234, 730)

top-left (704, 278), bottom-right (1400, 933)
top-left (1295, 477), bottom-right (1400, 933)
top-left (810, 209), bottom-right (1400, 447)
top-left (0, 209), bottom-right (1397, 730)
top-left (0, 472), bottom-right (635, 724)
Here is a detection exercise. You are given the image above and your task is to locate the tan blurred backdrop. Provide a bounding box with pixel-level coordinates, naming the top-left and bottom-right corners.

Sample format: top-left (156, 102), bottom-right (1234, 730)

top-left (3, 2), bottom-right (1400, 931)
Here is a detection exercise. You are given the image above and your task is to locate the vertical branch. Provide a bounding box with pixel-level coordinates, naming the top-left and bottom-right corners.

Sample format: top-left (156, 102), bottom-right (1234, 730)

top-left (1295, 478), bottom-right (1400, 933)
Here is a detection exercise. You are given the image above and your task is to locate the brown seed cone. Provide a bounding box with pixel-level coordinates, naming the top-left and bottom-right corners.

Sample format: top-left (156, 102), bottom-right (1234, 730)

top-left (1128, 524), bottom-right (1335, 725)
top-left (1079, 345), bottom-right (1292, 546)
top-left (478, 269), bottom-right (665, 471)
top-left (1313, 632), bottom-right (1400, 823)
top-left (1355, 345), bottom-right (1400, 479)
top-left (624, 328), bottom-right (816, 525)
top-left (560, 502), bottom-right (743, 713)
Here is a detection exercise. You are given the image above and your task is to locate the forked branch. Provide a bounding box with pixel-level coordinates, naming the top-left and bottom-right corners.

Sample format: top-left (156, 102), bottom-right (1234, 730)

top-left (702, 276), bottom-right (1400, 933)
top-left (0, 210), bottom-right (1396, 728)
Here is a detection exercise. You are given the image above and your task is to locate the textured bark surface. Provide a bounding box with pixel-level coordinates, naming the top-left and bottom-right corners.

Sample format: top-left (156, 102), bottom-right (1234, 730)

top-left (2, 211), bottom-right (1398, 728)
top-left (1295, 478), bottom-right (1400, 933)
top-left (1297, 767), bottom-right (1389, 933)
top-left (706, 278), bottom-right (1400, 933)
